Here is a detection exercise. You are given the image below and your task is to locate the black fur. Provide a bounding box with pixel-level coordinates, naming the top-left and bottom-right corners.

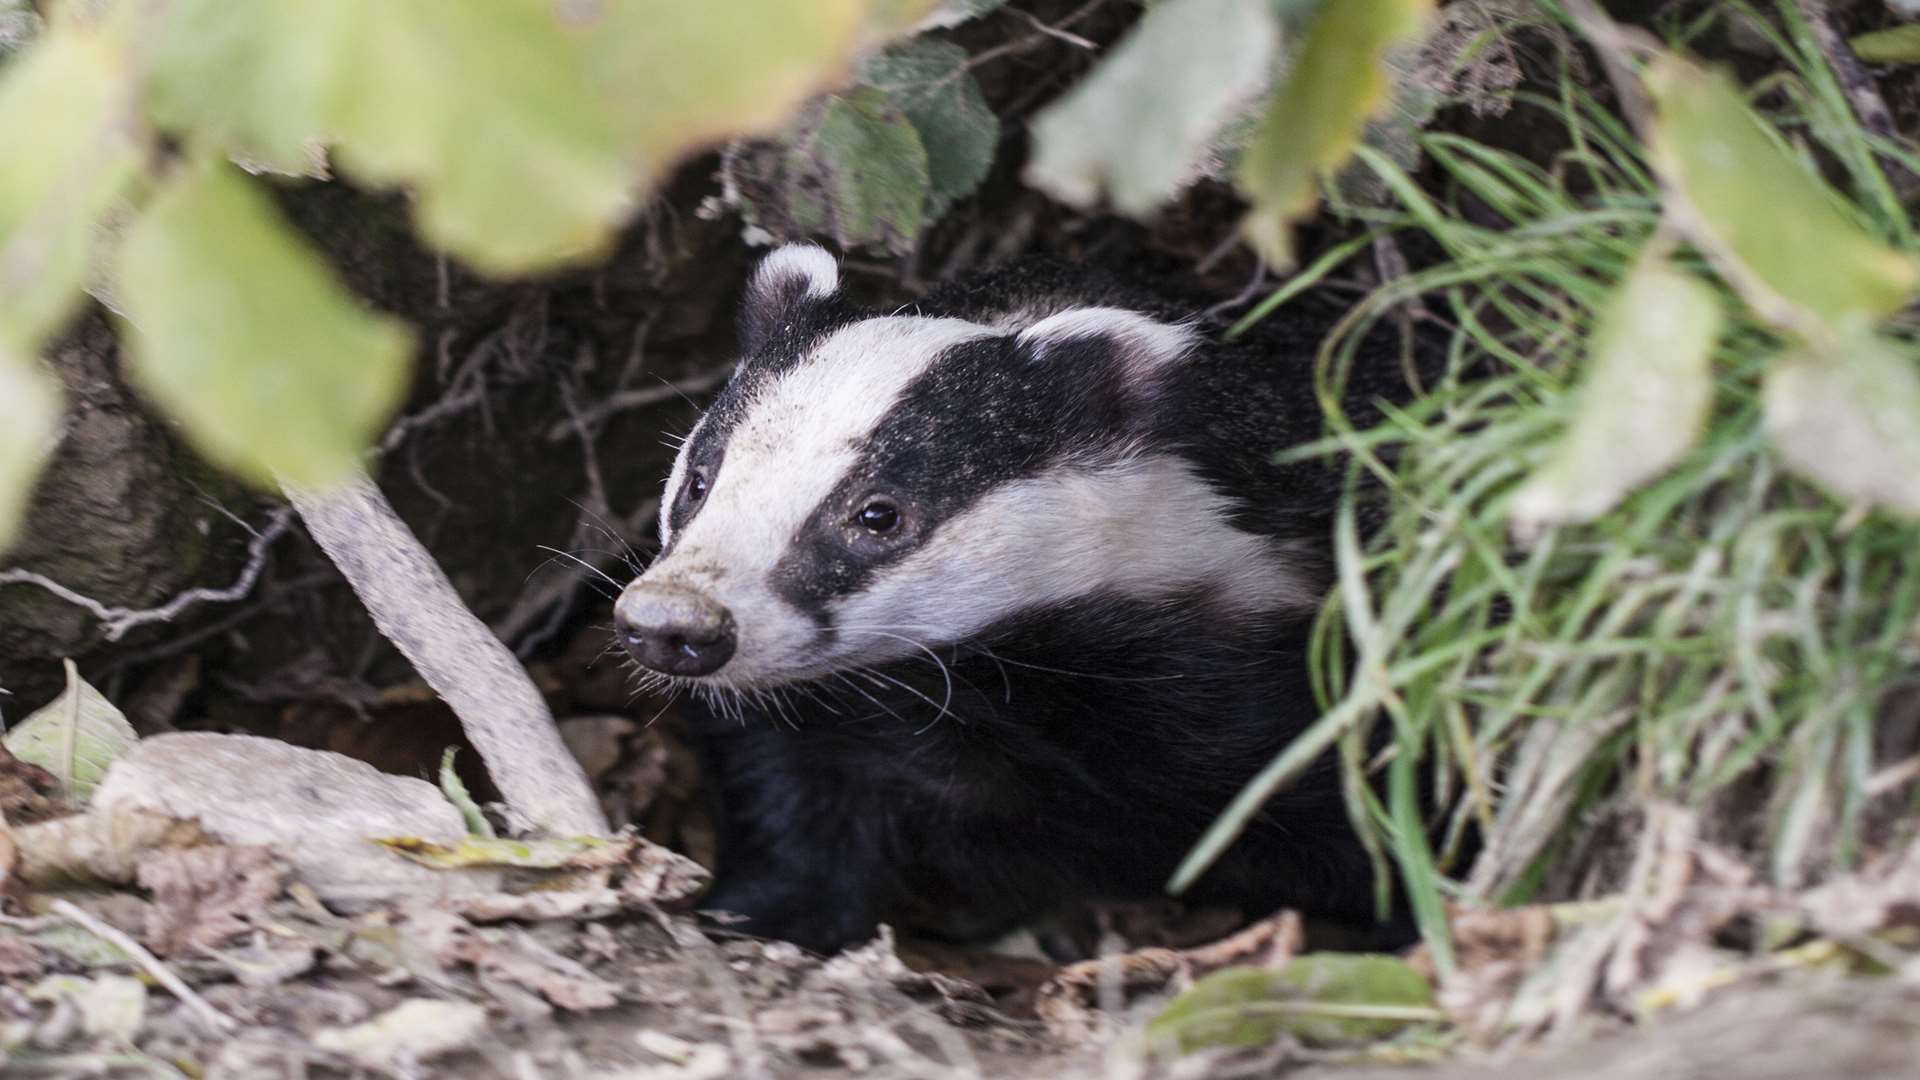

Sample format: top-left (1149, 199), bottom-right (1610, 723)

top-left (670, 255), bottom-right (1427, 954)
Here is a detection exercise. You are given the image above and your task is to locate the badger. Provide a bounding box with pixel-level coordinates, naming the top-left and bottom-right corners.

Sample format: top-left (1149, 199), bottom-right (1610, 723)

top-left (614, 244), bottom-right (1417, 954)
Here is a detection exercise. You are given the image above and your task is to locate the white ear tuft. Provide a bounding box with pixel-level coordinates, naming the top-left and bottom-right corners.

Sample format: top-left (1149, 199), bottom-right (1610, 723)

top-left (1017, 307), bottom-right (1200, 385)
top-left (740, 245), bottom-right (841, 355)
top-left (753, 244), bottom-right (840, 300)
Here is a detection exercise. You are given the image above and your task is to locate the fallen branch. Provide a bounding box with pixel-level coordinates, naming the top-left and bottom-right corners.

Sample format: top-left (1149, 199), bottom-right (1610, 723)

top-left (284, 469), bottom-right (608, 838)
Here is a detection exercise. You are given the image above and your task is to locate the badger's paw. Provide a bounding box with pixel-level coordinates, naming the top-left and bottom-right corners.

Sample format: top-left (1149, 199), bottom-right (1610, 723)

top-left (697, 876), bottom-right (881, 956)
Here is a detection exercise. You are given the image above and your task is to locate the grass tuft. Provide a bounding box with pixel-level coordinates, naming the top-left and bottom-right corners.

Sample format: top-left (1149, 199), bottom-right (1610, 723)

top-left (1184, 1), bottom-right (1920, 964)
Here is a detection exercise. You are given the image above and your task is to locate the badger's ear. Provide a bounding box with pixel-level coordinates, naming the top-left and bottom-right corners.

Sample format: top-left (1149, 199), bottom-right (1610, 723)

top-left (1016, 307), bottom-right (1200, 397)
top-left (739, 244), bottom-right (841, 356)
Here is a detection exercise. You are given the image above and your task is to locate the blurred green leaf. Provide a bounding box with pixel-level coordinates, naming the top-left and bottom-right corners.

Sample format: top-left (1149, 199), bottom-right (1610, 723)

top-left (115, 158), bottom-right (413, 490)
top-left (0, 357), bottom-right (60, 552)
top-left (1026, 0), bottom-right (1279, 217)
top-left (1646, 57), bottom-right (1919, 334)
top-left (1236, 0), bottom-right (1433, 264)
top-left (0, 22), bottom-right (138, 352)
top-left (1149, 955), bottom-right (1436, 1052)
top-left (858, 38), bottom-right (997, 217)
top-left (1849, 25), bottom-right (1920, 65)
top-left (142, 0), bottom-right (349, 175)
top-left (1764, 334), bottom-right (1920, 518)
top-left (4, 659), bottom-right (137, 803)
top-left (1510, 255), bottom-right (1723, 530)
top-left (329, 1), bottom-right (633, 274)
top-left (587, 0), bottom-right (868, 178)
top-left (145, 1), bottom-right (891, 271)
top-left (731, 87), bottom-right (930, 253)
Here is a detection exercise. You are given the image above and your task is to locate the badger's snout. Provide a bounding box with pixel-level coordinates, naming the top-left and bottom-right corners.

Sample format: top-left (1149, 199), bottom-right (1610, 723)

top-left (615, 581), bottom-right (737, 678)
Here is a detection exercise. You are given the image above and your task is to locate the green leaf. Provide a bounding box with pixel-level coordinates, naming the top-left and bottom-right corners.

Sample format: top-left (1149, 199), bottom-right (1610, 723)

top-left (141, 0), bottom-right (351, 175)
top-left (731, 87), bottom-right (931, 253)
top-left (0, 22), bottom-right (139, 353)
top-left (1646, 57), bottom-right (1919, 334)
top-left (1764, 335), bottom-right (1920, 518)
top-left (438, 748), bottom-right (495, 840)
top-left (1509, 255), bottom-right (1724, 530)
top-left (377, 833), bottom-right (635, 871)
top-left (586, 0), bottom-right (868, 176)
top-left (858, 38), bottom-right (997, 217)
top-left (0, 357), bottom-right (60, 552)
top-left (329, 1), bottom-right (634, 275)
top-left (1236, 0), bottom-right (1433, 264)
top-left (115, 157), bottom-right (413, 490)
top-left (1849, 26), bottom-right (1920, 65)
top-left (1026, 0), bottom-right (1279, 217)
top-left (3, 659), bottom-right (137, 803)
top-left (1148, 955), bottom-right (1437, 1052)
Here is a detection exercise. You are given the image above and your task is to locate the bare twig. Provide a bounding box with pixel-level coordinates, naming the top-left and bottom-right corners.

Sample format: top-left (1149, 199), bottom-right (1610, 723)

top-left (376, 385), bottom-right (488, 455)
top-left (541, 368), bottom-right (731, 442)
top-left (34, 899), bottom-right (238, 1036)
top-left (284, 468), bottom-right (608, 837)
top-left (0, 509), bottom-right (294, 642)
top-left (965, 0), bottom-right (1112, 72)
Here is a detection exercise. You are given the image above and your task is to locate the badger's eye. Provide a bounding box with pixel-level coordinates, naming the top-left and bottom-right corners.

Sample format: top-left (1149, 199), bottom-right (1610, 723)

top-left (686, 470), bottom-right (709, 504)
top-left (855, 499), bottom-right (900, 535)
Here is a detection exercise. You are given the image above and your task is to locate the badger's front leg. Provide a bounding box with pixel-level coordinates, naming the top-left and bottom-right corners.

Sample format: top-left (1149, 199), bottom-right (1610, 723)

top-left (688, 710), bottom-right (892, 954)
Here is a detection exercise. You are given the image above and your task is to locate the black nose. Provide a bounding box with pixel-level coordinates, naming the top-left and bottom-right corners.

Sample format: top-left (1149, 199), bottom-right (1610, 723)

top-left (614, 584), bottom-right (737, 678)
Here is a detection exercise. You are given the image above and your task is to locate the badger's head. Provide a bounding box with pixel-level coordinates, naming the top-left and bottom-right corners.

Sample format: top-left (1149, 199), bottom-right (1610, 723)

top-left (613, 245), bottom-right (1314, 689)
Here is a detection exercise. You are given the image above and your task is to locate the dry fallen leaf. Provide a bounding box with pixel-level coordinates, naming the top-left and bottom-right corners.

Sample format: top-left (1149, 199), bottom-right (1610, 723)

top-left (0, 739), bottom-right (56, 824)
top-left (311, 997), bottom-right (488, 1068)
top-left (812, 926), bottom-right (997, 1025)
top-left (137, 844), bottom-right (288, 956)
top-left (449, 927), bottom-right (622, 1012)
top-left (26, 973), bottom-right (147, 1042)
top-left (0, 932), bottom-right (47, 980)
top-left (378, 832), bottom-right (637, 871)
top-left (1036, 911), bottom-right (1304, 1043)
top-left (13, 805), bottom-right (206, 888)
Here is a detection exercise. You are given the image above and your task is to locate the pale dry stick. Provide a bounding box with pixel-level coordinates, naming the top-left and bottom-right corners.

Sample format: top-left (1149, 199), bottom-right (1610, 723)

top-left (40, 899), bottom-right (237, 1036)
top-left (284, 468), bottom-right (608, 837)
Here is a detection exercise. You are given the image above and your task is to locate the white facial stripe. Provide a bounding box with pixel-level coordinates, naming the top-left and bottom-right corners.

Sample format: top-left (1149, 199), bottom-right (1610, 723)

top-left (753, 244), bottom-right (839, 299)
top-left (828, 454), bottom-right (1318, 666)
top-left (646, 315), bottom-right (994, 684)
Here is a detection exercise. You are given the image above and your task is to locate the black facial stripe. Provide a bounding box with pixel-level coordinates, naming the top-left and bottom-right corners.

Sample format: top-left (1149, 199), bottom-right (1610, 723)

top-left (771, 332), bottom-right (1135, 625)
